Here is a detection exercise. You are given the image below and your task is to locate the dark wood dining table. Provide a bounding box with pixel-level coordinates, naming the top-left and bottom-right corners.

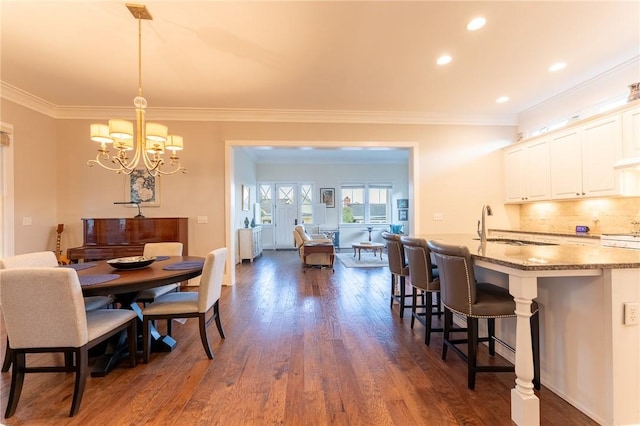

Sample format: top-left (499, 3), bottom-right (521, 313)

top-left (73, 255), bottom-right (204, 376)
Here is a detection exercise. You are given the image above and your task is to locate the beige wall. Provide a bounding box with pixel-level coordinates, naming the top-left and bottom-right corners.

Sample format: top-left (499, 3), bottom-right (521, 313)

top-left (2, 98), bottom-right (519, 262)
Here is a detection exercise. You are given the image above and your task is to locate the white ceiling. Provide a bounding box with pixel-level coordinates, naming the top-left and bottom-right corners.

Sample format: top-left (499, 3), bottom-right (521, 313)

top-left (1, 1), bottom-right (639, 164)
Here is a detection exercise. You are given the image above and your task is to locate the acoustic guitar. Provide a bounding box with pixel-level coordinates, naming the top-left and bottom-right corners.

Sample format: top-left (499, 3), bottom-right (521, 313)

top-left (55, 224), bottom-right (70, 265)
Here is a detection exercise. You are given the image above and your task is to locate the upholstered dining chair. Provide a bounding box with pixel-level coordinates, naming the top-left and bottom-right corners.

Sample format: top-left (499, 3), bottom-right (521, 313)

top-left (0, 251), bottom-right (114, 373)
top-left (0, 268), bottom-right (137, 418)
top-left (400, 236), bottom-right (443, 346)
top-left (136, 242), bottom-right (184, 304)
top-left (426, 240), bottom-right (540, 390)
top-left (141, 247), bottom-right (227, 363)
top-left (381, 232), bottom-right (411, 318)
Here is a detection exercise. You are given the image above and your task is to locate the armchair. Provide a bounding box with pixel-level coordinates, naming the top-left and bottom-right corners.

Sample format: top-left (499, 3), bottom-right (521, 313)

top-left (293, 225), bottom-right (334, 267)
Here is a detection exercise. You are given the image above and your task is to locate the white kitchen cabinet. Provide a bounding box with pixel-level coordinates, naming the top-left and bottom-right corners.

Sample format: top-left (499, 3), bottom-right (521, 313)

top-left (504, 139), bottom-right (550, 203)
top-left (239, 226), bottom-right (263, 262)
top-left (622, 105), bottom-right (640, 158)
top-left (550, 115), bottom-right (622, 199)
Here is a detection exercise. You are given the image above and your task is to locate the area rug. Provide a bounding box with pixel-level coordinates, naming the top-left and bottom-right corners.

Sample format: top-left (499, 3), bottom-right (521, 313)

top-left (335, 252), bottom-right (388, 268)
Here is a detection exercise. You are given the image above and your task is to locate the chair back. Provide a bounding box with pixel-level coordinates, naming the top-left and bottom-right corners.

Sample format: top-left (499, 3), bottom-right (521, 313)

top-left (197, 247), bottom-right (227, 313)
top-left (400, 236), bottom-right (439, 291)
top-left (0, 268), bottom-right (88, 348)
top-left (426, 240), bottom-right (477, 315)
top-left (0, 251), bottom-right (58, 269)
top-left (143, 242), bottom-right (183, 257)
top-left (381, 231), bottom-right (408, 276)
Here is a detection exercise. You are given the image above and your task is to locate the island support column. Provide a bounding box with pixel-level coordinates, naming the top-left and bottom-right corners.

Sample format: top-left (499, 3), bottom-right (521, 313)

top-left (508, 274), bottom-right (540, 426)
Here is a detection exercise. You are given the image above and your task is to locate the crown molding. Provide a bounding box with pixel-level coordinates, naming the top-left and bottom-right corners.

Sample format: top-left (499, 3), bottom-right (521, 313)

top-left (1, 81), bottom-right (517, 126)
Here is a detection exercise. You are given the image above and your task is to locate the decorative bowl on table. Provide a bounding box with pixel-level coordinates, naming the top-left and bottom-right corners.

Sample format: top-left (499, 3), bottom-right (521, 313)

top-left (107, 256), bottom-right (156, 270)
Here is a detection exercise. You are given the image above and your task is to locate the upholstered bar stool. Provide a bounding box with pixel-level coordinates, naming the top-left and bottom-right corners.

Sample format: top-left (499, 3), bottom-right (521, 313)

top-left (381, 232), bottom-right (411, 318)
top-left (400, 236), bottom-right (443, 346)
top-left (427, 240), bottom-right (540, 390)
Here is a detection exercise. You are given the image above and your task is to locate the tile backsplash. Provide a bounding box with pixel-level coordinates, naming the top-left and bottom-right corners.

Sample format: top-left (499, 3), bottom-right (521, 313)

top-left (520, 198), bottom-right (640, 235)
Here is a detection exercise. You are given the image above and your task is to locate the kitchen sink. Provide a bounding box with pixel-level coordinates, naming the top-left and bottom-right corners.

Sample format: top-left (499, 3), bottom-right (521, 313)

top-left (473, 238), bottom-right (558, 246)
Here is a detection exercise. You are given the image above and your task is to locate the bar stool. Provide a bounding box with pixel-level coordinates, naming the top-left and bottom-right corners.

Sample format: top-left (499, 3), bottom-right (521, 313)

top-left (400, 236), bottom-right (443, 346)
top-left (427, 239), bottom-right (540, 390)
top-left (381, 232), bottom-right (411, 318)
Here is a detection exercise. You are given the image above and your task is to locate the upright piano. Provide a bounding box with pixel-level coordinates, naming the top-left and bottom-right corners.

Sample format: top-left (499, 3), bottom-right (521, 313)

top-left (67, 217), bottom-right (188, 262)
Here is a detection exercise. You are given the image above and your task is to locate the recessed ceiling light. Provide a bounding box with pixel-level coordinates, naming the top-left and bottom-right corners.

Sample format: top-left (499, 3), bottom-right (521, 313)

top-left (496, 96), bottom-right (510, 103)
top-left (548, 62), bottom-right (566, 72)
top-left (437, 55), bottom-right (452, 65)
top-left (467, 17), bottom-right (486, 31)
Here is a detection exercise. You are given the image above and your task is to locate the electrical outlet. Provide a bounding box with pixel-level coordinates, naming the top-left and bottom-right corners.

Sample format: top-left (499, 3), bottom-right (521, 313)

top-left (433, 213), bottom-right (444, 221)
top-left (624, 302), bottom-right (639, 325)
top-left (197, 216), bottom-right (208, 224)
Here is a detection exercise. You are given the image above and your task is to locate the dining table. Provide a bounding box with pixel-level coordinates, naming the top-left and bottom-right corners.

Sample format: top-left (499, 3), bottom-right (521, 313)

top-left (68, 255), bottom-right (205, 376)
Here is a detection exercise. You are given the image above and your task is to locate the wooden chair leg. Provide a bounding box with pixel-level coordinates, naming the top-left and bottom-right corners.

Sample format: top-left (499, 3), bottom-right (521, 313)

top-left (198, 313), bottom-right (214, 359)
top-left (213, 301), bottom-right (225, 339)
top-left (468, 317), bottom-right (478, 390)
top-left (531, 311), bottom-right (541, 390)
top-left (70, 347), bottom-right (88, 417)
top-left (426, 292), bottom-right (436, 346)
top-left (410, 287), bottom-right (418, 329)
top-left (5, 351), bottom-right (26, 418)
top-left (389, 273), bottom-right (395, 309)
top-left (398, 276), bottom-right (406, 318)
top-left (442, 308), bottom-right (452, 360)
top-left (142, 317), bottom-right (152, 364)
top-left (1, 338), bottom-right (11, 372)
top-left (488, 318), bottom-right (496, 355)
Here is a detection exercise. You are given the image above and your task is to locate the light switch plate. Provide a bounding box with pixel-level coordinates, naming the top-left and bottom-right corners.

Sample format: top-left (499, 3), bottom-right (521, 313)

top-left (197, 216), bottom-right (208, 224)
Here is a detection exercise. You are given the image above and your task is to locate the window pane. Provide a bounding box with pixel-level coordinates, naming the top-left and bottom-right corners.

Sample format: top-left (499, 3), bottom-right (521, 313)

top-left (259, 184), bottom-right (272, 224)
top-left (368, 187), bottom-right (390, 223)
top-left (341, 186), bottom-right (364, 223)
top-left (301, 184), bottom-right (313, 224)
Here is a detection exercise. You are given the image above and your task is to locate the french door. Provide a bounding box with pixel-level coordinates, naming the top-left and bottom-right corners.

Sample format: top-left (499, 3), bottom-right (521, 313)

top-left (274, 184), bottom-right (298, 249)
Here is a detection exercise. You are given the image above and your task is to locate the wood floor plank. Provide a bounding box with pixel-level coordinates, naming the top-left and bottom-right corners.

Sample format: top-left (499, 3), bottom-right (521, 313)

top-left (0, 249), bottom-right (598, 425)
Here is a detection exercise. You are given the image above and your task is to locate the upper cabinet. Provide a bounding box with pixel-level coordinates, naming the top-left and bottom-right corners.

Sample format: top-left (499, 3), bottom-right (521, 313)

top-left (622, 106), bottom-right (640, 158)
top-left (504, 139), bottom-right (550, 202)
top-left (550, 115), bottom-right (621, 199)
top-left (505, 102), bottom-right (639, 203)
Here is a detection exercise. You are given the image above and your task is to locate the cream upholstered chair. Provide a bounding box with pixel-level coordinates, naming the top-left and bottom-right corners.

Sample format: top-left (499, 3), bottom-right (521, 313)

top-left (292, 225), bottom-right (334, 267)
top-left (427, 240), bottom-right (540, 390)
top-left (0, 251), bottom-right (114, 373)
top-left (136, 242), bottom-right (183, 304)
top-left (0, 268), bottom-right (137, 418)
top-left (141, 247), bottom-right (227, 363)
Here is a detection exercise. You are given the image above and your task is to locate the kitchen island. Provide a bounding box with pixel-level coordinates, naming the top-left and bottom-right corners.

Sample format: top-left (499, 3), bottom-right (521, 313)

top-left (421, 234), bottom-right (640, 426)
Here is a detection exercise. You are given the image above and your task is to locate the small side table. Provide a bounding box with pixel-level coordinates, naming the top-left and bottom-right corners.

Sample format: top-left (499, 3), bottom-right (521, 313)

top-left (352, 242), bottom-right (384, 261)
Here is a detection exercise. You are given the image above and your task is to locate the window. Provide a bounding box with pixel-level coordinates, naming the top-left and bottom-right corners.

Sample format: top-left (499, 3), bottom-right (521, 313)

top-left (341, 184), bottom-right (391, 224)
top-left (259, 184), bottom-right (272, 224)
top-left (300, 184), bottom-right (313, 224)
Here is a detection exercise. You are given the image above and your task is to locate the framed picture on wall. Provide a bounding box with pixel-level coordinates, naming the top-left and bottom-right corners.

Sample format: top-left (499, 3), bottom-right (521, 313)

top-left (397, 199), bottom-right (408, 209)
top-left (125, 168), bottom-right (160, 206)
top-left (320, 188), bottom-right (335, 208)
top-left (242, 185), bottom-right (250, 211)
top-left (398, 209), bottom-right (408, 221)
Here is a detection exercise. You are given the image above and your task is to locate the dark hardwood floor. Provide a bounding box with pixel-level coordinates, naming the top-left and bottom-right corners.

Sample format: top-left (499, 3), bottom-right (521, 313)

top-left (0, 249), bottom-right (597, 425)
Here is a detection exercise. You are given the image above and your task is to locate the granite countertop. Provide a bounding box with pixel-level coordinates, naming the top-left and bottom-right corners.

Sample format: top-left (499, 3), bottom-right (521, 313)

top-left (489, 228), bottom-right (601, 239)
top-left (421, 234), bottom-right (640, 271)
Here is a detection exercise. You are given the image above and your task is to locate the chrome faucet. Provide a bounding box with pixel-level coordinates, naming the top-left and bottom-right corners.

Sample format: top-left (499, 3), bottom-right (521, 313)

top-left (477, 204), bottom-right (493, 242)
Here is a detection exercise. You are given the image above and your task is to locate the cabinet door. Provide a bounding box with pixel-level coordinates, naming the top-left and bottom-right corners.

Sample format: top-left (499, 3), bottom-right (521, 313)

top-left (622, 106), bottom-right (640, 158)
top-left (526, 139), bottom-right (550, 201)
top-left (550, 129), bottom-right (582, 199)
top-left (582, 115), bottom-right (621, 197)
top-left (504, 146), bottom-right (526, 202)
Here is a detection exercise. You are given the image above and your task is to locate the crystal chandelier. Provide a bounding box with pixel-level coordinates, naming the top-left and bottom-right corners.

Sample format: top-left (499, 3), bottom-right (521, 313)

top-left (88, 3), bottom-right (185, 176)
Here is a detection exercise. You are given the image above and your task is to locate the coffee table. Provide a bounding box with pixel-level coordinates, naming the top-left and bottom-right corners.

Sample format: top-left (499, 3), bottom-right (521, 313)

top-left (352, 242), bottom-right (384, 260)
